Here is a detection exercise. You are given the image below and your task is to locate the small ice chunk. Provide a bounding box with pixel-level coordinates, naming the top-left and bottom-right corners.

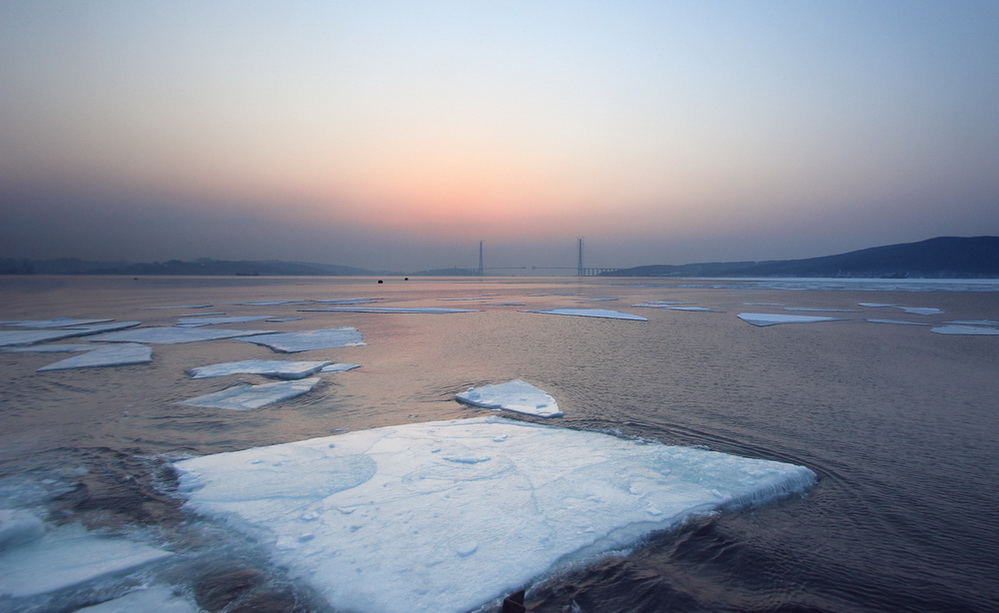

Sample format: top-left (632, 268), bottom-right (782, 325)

top-left (300, 307), bottom-right (478, 314)
top-left (456, 380), bottom-right (562, 417)
top-left (266, 317), bottom-right (303, 322)
top-left (0, 523), bottom-right (172, 598)
top-left (188, 359), bottom-right (333, 380)
top-left (90, 326), bottom-right (274, 344)
top-left (173, 416), bottom-right (815, 613)
top-left (176, 315), bottom-right (274, 326)
top-left (930, 325), bottom-right (999, 336)
top-left (523, 308), bottom-right (647, 321)
top-left (231, 300), bottom-right (300, 306)
top-left (310, 298), bottom-right (381, 305)
top-left (148, 304), bottom-right (213, 309)
top-left (241, 327), bottom-right (365, 352)
top-left (0, 509), bottom-right (45, 550)
top-left (75, 585), bottom-right (202, 613)
top-left (944, 320), bottom-right (999, 327)
top-left (783, 307), bottom-right (860, 313)
top-left (320, 363), bottom-right (361, 373)
top-left (179, 377), bottom-right (321, 410)
top-left (737, 313), bottom-right (847, 327)
top-left (866, 319), bottom-right (930, 326)
top-left (5, 318), bottom-right (114, 329)
top-left (859, 302), bottom-right (895, 308)
top-left (896, 306), bottom-right (943, 315)
top-left (38, 343), bottom-right (152, 371)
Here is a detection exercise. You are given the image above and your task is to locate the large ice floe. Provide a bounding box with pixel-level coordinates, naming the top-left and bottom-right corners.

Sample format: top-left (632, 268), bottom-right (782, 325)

top-left (37, 343), bottom-right (152, 372)
top-left (300, 306), bottom-right (478, 314)
top-left (523, 308), bottom-right (647, 321)
top-left (930, 324), bottom-right (999, 336)
top-left (0, 512), bottom-right (172, 599)
top-left (456, 380), bottom-right (562, 417)
top-left (178, 377), bottom-right (320, 410)
top-left (241, 327), bottom-right (365, 352)
top-left (188, 359), bottom-right (333, 380)
top-left (89, 326), bottom-right (274, 344)
top-left (0, 322), bottom-right (141, 346)
top-left (737, 313), bottom-right (848, 327)
top-left (174, 416), bottom-right (815, 613)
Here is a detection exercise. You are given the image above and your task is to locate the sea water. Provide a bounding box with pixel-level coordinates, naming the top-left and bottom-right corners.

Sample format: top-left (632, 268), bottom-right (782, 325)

top-left (1, 275), bottom-right (998, 612)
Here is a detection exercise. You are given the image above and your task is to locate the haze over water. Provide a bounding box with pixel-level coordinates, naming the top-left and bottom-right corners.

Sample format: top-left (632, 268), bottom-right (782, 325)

top-left (1, 275), bottom-right (998, 611)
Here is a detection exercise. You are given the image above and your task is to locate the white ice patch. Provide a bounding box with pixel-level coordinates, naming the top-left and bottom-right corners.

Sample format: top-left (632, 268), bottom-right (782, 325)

top-left (930, 325), bottom-right (999, 336)
top-left (4, 318), bottom-right (114, 329)
top-left (174, 416), bottom-right (815, 613)
top-left (38, 344), bottom-right (152, 372)
top-left (320, 363), bottom-right (361, 373)
top-left (300, 307), bottom-right (478, 314)
top-left (75, 585), bottom-right (202, 613)
top-left (859, 302), bottom-right (895, 308)
top-left (737, 313), bottom-right (847, 327)
top-left (179, 377), bottom-right (320, 410)
top-left (0, 522), bottom-right (171, 598)
top-left (896, 306), bottom-right (944, 315)
top-left (89, 327), bottom-right (274, 344)
top-left (456, 380), bottom-right (562, 417)
top-left (241, 327), bottom-right (365, 352)
top-left (524, 308), bottom-right (647, 321)
top-left (176, 315), bottom-right (274, 327)
top-left (944, 320), bottom-right (999, 326)
top-left (188, 359), bottom-right (333, 380)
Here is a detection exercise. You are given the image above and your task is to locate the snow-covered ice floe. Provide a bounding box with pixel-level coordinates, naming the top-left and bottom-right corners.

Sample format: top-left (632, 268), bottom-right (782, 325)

top-left (320, 363), bottom-right (361, 373)
top-left (38, 343), bottom-right (152, 372)
top-left (173, 416), bottom-right (814, 613)
top-left (300, 307), bottom-right (478, 314)
top-left (523, 308), bottom-right (647, 321)
top-left (241, 327), bottom-right (365, 352)
top-left (89, 326), bottom-right (274, 344)
top-left (188, 359), bottom-right (332, 380)
top-left (456, 380), bottom-right (561, 417)
top-left (737, 313), bottom-right (848, 327)
top-left (930, 325), bottom-right (999, 336)
top-left (176, 315), bottom-right (274, 327)
top-left (178, 377), bottom-right (320, 410)
top-left (0, 511), bottom-right (172, 599)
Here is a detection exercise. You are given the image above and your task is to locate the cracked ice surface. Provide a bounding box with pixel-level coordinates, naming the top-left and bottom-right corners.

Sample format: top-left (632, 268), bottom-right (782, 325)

top-left (523, 308), bottom-right (647, 321)
top-left (188, 359), bottom-right (333, 379)
top-left (737, 313), bottom-right (847, 327)
top-left (38, 343), bottom-right (152, 371)
top-left (456, 380), bottom-right (562, 417)
top-left (241, 327), bottom-right (364, 352)
top-left (178, 377), bottom-right (320, 410)
top-left (0, 519), bottom-right (172, 598)
top-left (174, 416), bottom-right (815, 613)
top-left (89, 327), bottom-right (274, 344)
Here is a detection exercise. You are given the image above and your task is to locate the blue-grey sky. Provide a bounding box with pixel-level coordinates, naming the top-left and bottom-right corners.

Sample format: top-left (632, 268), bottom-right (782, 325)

top-left (2, 1), bottom-right (998, 272)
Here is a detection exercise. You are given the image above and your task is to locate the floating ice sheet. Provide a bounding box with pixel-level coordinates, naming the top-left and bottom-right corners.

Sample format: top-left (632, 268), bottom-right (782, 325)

top-left (38, 343), bottom-right (152, 371)
top-left (784, 307), bottom-right (860, 313)
top-left (0, 329), bottom-right (99, 347)
top-left (310, 298), bottom-right (380, 305)
top-left (1, 343), bottom-right (95, 353)
top-left (320, 363), bottom-right (361, 373)
top-left (64, 321), bottom-right (142, 335)
top-left (148, 304), bottom-right (213, 309)
top-left (0, 522), bottom-right (172, 598)
top-left (4, 318), bottom-right (114, 329)
top-left (188, 359), bottom-right (332, 380)
top-left (241, 327), bottom-right (365, 352)
top-left (76, 585), bottom-right (201, 613)
top-left (945, 320), bottom-right (999, 326)
top-left (897, 306), bottom-right (944, 315)
top-left (176, 315), bottom-right (274, 327)
top-left (524, 308), bottom-right (647, 321)
top-left (179, 377), bottom-right (320, 410)
top-left (301, 307), bottom-right (478, 314)
top-left (866, 319), bottom-right (930, 326)
top-left (930, 325), bottom-right (999, 336)
top-left (456, 380), bottom-right (561, 417)
top-left (89, 326), bottom-right (274, 344)
top-left (738, 313), bottom-right (847, 327)
top-left (174, 416), bottom-right (815, 613)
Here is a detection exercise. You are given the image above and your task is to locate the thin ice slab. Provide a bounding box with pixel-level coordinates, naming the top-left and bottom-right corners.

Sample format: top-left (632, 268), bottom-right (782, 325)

top-left (176, 315), bottom-right (274, 327)
top-left (189, 359), bottom-right (333, 380)
top-left (866, 319), bottom-right (930, 326)
top-left (241, 327), bottom-right (365, 353)
top-left (174, 416), bottom-right (814, 613)
top-left (179, 377), bottom-right (320, 410)
top-left (456, 380), bottom-right (561, 417)
top-left (4, 318), bottom-right (114, 329)
top-left (930, 325), bottom-right (999, 336)
top-left (38, 344), bottom-right (152, 372)
top-left (320, 363), bottom-right (361, 373)
top-left (301, 307), bottom-right (478, 314)
top-left (0, 522), bottom-right (172, 598)
top-left (89, 327), bottom-right (274, 344)
top-left (524, 308), bottom-right (647, 321)
top-left (0, 329), bottom-right (98, 347)
top-left (737, 313), bottom-right (847, 327)
top-left (2, 343), bottom-right (96, 353)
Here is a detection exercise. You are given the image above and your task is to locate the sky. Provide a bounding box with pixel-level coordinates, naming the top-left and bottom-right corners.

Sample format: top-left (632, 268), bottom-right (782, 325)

top-left (2, 1), bottom-right (998, 273)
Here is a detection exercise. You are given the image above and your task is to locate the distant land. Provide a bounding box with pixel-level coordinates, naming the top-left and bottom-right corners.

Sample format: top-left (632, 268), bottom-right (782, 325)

top-left (2, 236), bottom-right (997, 278)
top-left (604, 236), bottom-right (999, 278)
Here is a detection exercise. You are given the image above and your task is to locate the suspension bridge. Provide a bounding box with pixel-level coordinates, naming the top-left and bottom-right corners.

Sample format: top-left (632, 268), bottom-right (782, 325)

top-left (475, 239), bottom-right (619, 277)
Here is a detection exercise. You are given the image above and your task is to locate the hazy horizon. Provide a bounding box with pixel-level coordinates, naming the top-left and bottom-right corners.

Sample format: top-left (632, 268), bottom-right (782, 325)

top-left (3, 1), bottom-right (999, 272)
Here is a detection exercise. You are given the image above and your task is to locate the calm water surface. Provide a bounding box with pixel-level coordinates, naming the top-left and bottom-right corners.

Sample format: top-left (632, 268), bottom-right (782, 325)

top-left (1, 275), bottom-right (997, 612)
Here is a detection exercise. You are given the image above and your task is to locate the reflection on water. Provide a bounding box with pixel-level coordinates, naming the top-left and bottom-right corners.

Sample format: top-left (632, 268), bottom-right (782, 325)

top-left (1, 275), bottom-right (998, 612)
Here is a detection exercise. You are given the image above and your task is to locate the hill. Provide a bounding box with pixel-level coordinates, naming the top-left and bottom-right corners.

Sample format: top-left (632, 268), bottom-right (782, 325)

top-left (605, 236), bottom-right (999, 278)
top-left (0, 257), bottom-right (379, 276)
